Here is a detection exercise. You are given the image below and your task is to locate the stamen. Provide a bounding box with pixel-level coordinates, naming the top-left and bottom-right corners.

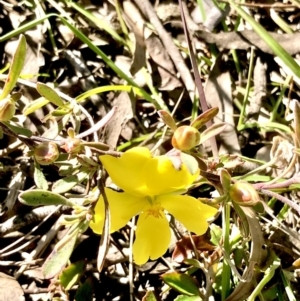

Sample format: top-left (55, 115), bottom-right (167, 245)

top-left (146, 203), bottom-right (163, 218)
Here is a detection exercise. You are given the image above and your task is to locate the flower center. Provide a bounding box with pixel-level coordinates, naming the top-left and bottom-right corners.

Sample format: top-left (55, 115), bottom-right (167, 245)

top-left (145, 197), bottom-right (164, 218)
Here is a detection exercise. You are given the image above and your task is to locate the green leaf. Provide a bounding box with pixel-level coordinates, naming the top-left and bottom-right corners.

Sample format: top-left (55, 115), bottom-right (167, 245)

top-left (96, 179), bottom-right (111, 272)
top-left (23, 97), bottom-right (49, 115)
top-left (220, 168), bottom-right (231, 193)
top-left (68, 1), bottom-right (127, 47)
top-left (210, 224), bottom-right (222, 246)
top-left (232, 202), bottom-right (250, 238)
top-left (184, 259), bottom-right (202, 270)
top-left (82, 141), bottom-right (110, 151)
top-left (0, 14), bottom-right (160, 108)
top-left (253, 202), bottom-right (265, 214)
top-left (52, 170), bottom-right (90, 194)
top-left (161, 272), bottom-right (200, 296)
top-left (174, 296), bottom-right (202, 301)
top-left (228, 0), bottom-right (300, 78)
top-left (0, 63), bottom-right (10, 74)
top-left (33, 161), bottom-right (49, 190)
top-left (10, 92), bottom-right (22, 102)
top-left (270, 8), bottom-right (293, 34)
top-left (280, 270), bottom-right (297, 301)
top-left (60, 261), bottom-right (85, 290)
top-left (0, 35), bottom-right (26, 100)
top-left (180, 153), bottom-right (199, 175)
top-left (289, 183), bottom-right (300, 189)
top-left (234, 174), bottom-right (272, 182)
top-left (76, 85), bottom-right (149, 103)
top-left (199, 123), bottom-right (227, 145)
top-left (2, 121), bottom-right (32, 137)
top-left (157, 110), bottom-right (177, 131)
top-left (57, 18), bottom-right (158, 107)
top-left (142, 291), bottom-right (159, 301)
top-left (51, 107), bottom-right (72, 116)
top-left (43, 229), bottom-right (79, 279)
top-left (36, 82), bottom-right (66, 107)
top-left (190, 107), bottom-right (219, 130)
top-left (74, 278), bottom-right (94, 301)
top-left (19, 189), bottom-right (76, 207)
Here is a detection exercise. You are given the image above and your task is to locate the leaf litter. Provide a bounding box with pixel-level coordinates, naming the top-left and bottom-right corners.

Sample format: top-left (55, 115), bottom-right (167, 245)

top-left (0, 0), bottom-right (300, 300)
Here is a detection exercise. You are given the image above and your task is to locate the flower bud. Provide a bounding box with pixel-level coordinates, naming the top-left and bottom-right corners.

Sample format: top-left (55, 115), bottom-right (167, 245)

top-left (0, 97), bottom-right (15, 121)
top-left (34, 142), bottom-right (59, 165)
top-left (172, 125), bottom-right (201, 151)
top-left (229, 182), bottom-right (260, 207)
top-left (62, 137), bottom-right (81, 155)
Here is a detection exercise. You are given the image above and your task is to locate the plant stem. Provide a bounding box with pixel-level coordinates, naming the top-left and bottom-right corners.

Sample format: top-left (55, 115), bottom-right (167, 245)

top-left (221, 203), bottom-right (231, 301)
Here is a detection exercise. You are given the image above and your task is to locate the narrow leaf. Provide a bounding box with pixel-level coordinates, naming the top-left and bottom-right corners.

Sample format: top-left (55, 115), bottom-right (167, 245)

top-left (228, 0), bottom-right (300, 78)
top-left (97, 184), bottom-right (110, 272)
top-left (220, 168), bottom-right (231, 193)
top-left (10, 92), bottom-right (22, 102)
top-left (0, 35), bottom-right (26, 100)
top-left (68, 2), bottom-right (127, 46)
top-left (0, 14), bottom-right (157, 107)
top-left (82, 141), bottom-right (110, 151)
top-left (3, 121), bottom-right (32, 137)
top-left (74, 278), bottom-right (94, 301)
top-left (142, 291), bottom-right (159, 301)
top-left (161, 272), bottom-right (199, 296)
top-left (199, 123), bottom-right (227, 145)
top-left (174, 296), bottom-right (202, 301)
top-left (23, 97), bottom-right (49, 115)
top-left (33, 161), bottom-right (49, 190)
top-left (226, 207), bottom-right (268, 301)
top-left (43, 229), bottom-right (79, 279)
top-left (19, 189), bottom-right (76, 207)
top-left (52, 170), bottom-right (89, 194)
top-left (210, 224), bottom-right (223, 246)
top-left (157, 110), bottom-right (177, 131)
top-left (76, 85), bottom-right (146, 102)
top-left (36, 82), bottom-right (66, 107)
top-left (60, 261), bottom-right (85, 290)
top-left (190, 107), bottom-right (219, 130)
top-left (180, 152), bottom-right (199, 175)
top-left (58, 18), bottom-right (157, 107)
top-left (51, 107), bottom-right (72, 116)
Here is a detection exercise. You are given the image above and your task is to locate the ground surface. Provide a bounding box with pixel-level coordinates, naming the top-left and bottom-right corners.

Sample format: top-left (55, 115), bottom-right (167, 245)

top-left (0, 0), bottom-right (300, 301)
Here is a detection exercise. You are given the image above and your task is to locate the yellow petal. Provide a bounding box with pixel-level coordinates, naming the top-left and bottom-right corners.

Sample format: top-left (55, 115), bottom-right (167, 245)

top-left (160, 195), bottom-right (217, 234)
top-left (100, 147), bottom-right (152, 196)
top-left (142, 156), bottom-right (199, 195)
top-left (89, 188), bottom-right (145, 234)
top-left (133, 211), bottom-right (171, 265)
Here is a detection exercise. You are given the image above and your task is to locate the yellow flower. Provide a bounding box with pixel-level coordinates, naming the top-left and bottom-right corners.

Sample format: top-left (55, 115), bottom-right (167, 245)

top-left (89, 147), bottom-right (217, 265)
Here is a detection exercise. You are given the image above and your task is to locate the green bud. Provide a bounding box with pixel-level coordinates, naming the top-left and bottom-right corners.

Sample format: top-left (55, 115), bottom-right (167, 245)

top-left (34, 142), bottom-right (59, 165)
top-left (0, 97), bottom-right (15, 121)
top-left (229, 182), bottom-right (260, 207)
top-left (62, 137), bottom-right (82, 155)
top-left (172, 125), bottom-right (201, 151)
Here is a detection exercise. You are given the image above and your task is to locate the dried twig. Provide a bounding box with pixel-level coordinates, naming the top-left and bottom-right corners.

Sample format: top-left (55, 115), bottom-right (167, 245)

top-left (133, 0), bottom-right (195, 101)
top-left (0, 205), bottom-right (69, 236)
top-left (195, 30), bottom-right (300, 56)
